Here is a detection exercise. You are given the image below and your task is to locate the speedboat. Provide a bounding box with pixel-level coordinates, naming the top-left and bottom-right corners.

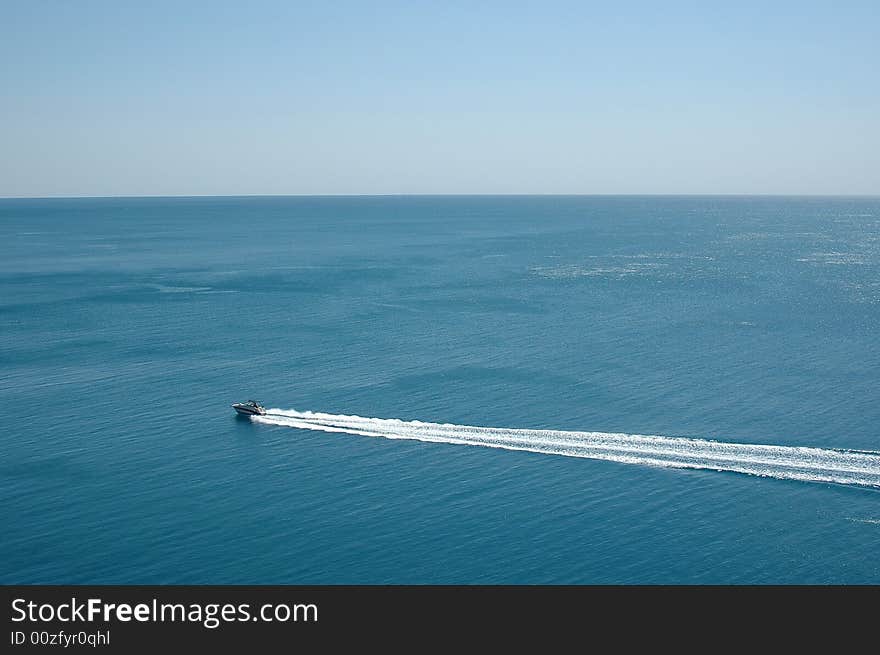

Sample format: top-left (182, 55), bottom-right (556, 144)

top-left (232, 400), bottom-right (266, 416)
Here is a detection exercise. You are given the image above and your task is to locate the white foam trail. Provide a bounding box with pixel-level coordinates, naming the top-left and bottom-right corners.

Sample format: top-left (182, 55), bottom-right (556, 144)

top-left (252, 409), bottom-right (880, 488)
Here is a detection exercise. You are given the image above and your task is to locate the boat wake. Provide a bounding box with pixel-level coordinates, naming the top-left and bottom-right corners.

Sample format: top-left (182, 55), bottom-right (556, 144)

top-left (252, 409), bottom-right (880, 488)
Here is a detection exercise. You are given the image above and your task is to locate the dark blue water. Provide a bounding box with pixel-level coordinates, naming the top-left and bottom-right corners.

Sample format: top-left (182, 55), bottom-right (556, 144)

top-left (2, 196), bottom-right (879, 583)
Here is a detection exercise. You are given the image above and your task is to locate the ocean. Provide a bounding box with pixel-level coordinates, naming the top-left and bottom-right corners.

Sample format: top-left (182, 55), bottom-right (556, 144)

top-left (2, 195), bottom-right (878, 583)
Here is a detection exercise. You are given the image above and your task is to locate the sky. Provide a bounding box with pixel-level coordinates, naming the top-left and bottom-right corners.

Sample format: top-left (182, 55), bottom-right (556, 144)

top-left (1, 0), bottom-right (878, 197)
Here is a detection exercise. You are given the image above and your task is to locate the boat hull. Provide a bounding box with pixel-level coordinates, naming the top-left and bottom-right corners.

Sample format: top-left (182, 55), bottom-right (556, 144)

top-left (232, 405), bottom-right (265, 416)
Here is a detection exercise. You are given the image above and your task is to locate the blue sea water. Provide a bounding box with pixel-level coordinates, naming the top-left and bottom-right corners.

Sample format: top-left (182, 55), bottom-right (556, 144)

top-left (2, 195), bottom-right (879, 584)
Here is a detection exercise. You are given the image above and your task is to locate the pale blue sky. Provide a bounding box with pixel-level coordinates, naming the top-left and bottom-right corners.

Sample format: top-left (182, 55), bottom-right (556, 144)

top-left (2, 1), bottom-right (878, 196)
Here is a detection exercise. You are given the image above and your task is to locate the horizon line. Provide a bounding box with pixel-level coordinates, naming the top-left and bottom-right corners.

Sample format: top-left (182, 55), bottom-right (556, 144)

top-left (2, 192), bottom-right (879, 201)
